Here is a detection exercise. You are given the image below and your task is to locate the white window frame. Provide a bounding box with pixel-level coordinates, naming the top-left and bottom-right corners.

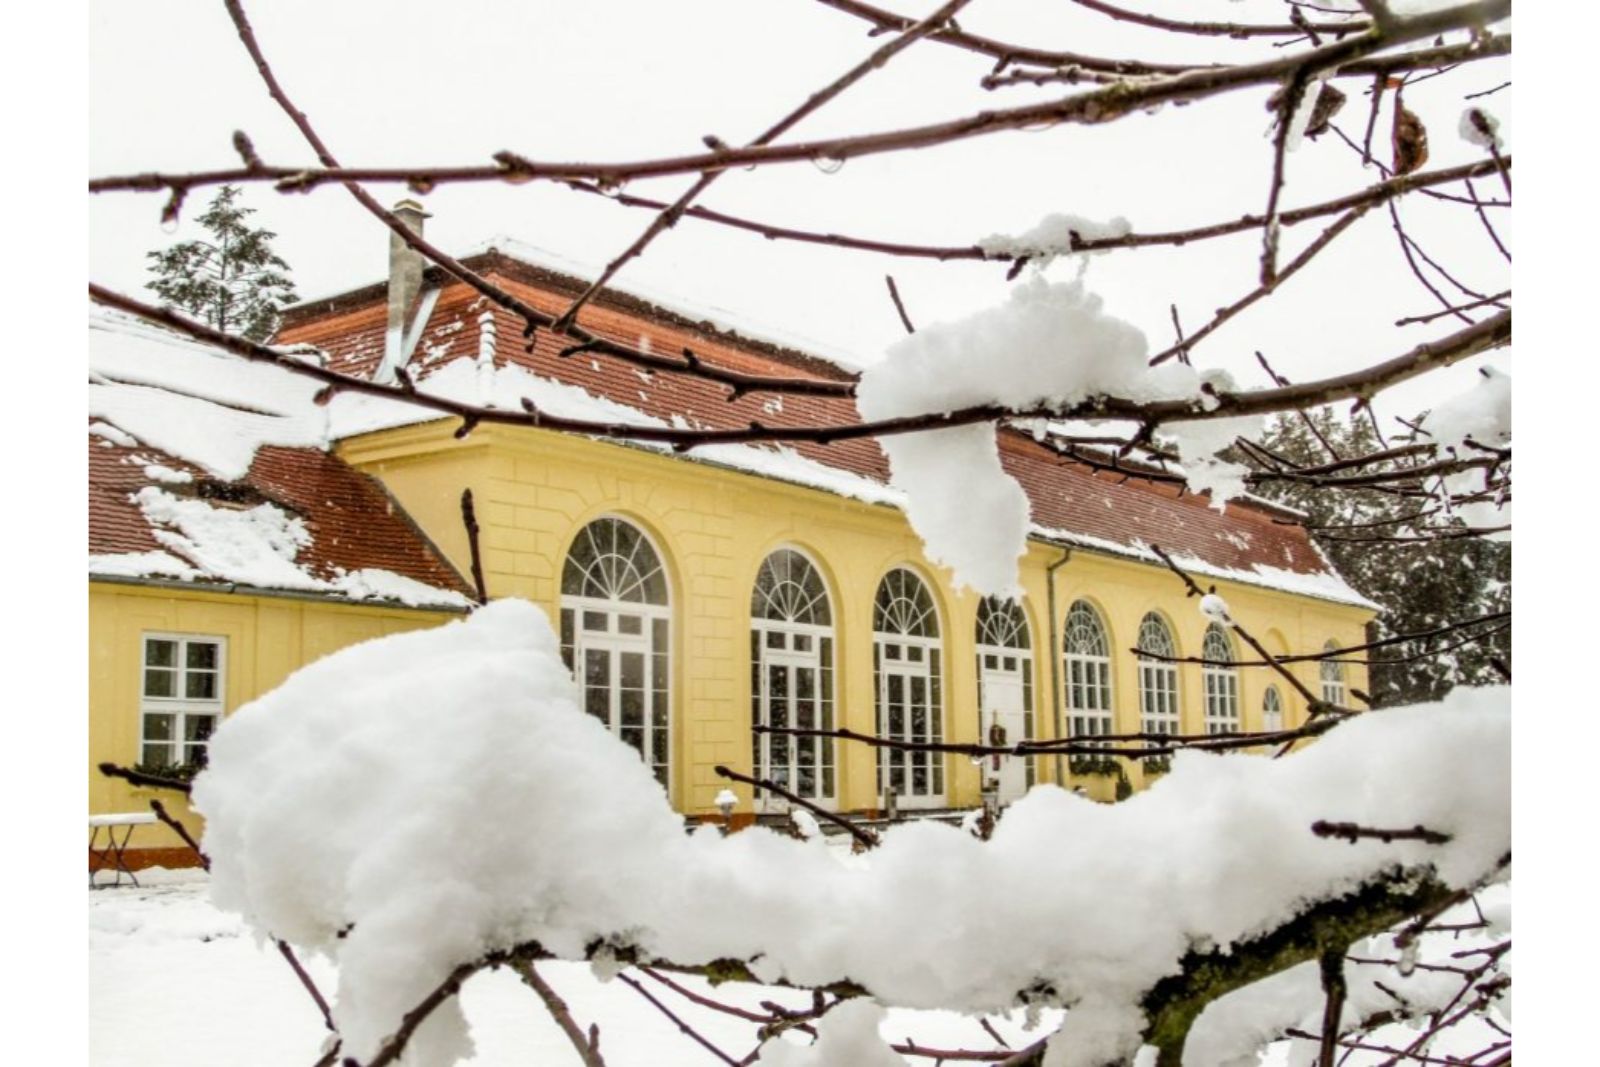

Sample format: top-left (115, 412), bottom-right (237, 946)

top-left (1135, 613), bottom-right (1180, 769)
top-left (139, 632), bottom-right (225, 772)
top-left (1262, 685), bottom-right (1284, 734)
top-left (1201, 624), bottom-right (1241, 735)
top-left (751, 548), bottom-right (837, 809)
top-left (1063, 600), bottom-right (1114, 773)
top-left (874, 568), bottom-right (945, 809)
top-left (975, 597), bottom-right (1035, 789)
top-left (559, 517), bottom-right (673, 792)
top-left (1320, 640), bottom-right (1347, 706)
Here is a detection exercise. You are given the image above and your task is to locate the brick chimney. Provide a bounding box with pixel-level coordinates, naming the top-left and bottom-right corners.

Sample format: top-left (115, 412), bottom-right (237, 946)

top-left (387, 199), bottom-right (431, 341)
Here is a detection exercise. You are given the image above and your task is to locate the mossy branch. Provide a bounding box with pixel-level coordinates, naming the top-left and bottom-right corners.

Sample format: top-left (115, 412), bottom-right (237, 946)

top-left (1138, 865), bottom-right (1462, 1063)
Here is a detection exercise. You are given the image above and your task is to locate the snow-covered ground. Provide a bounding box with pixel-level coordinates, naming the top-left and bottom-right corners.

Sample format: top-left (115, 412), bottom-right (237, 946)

top-left (87, 870), bottom-right (1053, 1066)
top-left (87, 868), bottom-right (1510, 1066)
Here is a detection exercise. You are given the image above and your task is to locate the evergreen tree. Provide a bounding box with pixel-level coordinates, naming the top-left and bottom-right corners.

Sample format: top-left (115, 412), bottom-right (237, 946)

top-left (145, 185), bottom-right (296, 341)
top-left (1254, 407), bottom-right (1510, 707)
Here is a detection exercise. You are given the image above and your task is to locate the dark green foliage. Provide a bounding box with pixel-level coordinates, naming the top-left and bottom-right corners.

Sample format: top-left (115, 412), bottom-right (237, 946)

top-left (146, 185), bottom-right (296, 341)
top-left (1255, 408), bottom-right (1510, 707)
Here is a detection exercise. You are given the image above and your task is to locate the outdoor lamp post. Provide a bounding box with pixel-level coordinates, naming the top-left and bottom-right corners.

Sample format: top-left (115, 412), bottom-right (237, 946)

top-left (714, 788), bottom-right (738, 835)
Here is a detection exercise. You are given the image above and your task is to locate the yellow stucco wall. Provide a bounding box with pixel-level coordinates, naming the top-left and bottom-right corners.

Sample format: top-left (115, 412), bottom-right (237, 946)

top-left (88, 581), bottom-right (461, 856)
top-left (341, 420), bottom-right (1372, 816)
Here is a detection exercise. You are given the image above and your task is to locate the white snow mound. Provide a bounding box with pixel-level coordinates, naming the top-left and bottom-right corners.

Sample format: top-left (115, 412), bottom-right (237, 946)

top-left (194, 600), bottom-right (1510, 1067)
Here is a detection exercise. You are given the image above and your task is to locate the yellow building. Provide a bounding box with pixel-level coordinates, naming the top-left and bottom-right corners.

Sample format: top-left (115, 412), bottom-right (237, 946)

top-left (89, 224), bottom-right (1374, 866)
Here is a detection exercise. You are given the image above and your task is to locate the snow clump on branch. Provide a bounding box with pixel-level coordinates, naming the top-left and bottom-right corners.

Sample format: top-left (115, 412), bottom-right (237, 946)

top-left (1420, 366), bottom-right (1511, 536)
top-left (194, 601), bottom-right (1509, 1067)
top-left (856, 278), bottom-right (1244, 595)
top-left (977, 213), bottom-right (1133, 269)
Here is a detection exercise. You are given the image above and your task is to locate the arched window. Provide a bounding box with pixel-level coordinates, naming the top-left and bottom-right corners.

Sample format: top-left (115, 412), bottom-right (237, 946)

top-left (1201, 624), bottom-right (1240, 735)
top-left (750, 549), bottom-right (835, 807)
top-left (1320, 641), bottom-right (1347, 706)
top-left (975, 597), bottom-right (1034, 793)
top-left (1135, 612), bottom-right (1180, 770)
top-left (874, 569), bottom-right (943, 806)
top-left (1262, 685), bottom-right (1284, 734)
top-left (560, 517), bottom-right (671, 788)
top-left (1064, 600), bottom-right (1113, 751)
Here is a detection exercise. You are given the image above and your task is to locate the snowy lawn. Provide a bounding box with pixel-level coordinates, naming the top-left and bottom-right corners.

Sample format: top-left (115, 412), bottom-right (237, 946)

top-left (88, 870), bottom-right (1053, 1066)
top-left (87, 869), bottom-right (1510, 1066)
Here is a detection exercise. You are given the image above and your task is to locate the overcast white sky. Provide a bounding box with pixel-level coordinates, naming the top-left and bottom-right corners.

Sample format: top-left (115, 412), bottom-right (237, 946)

top-left (88, 0), bottom-right (1511, 426)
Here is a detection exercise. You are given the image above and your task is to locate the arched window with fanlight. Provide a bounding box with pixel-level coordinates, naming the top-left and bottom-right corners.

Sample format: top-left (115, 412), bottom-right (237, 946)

top-left (560, 517), bottom-right (671, 789)
top-left (1201, 623), bottom-right (1240, 735)
top-left (750, 548), bottom-right (836, 808)
top-left (1135, 612), bottom-right (1180, 770)
top-left (975, 597), bottom-right (1034, 795)
top-left (874, 568), bottom-right (944, 807)
top-left (1064, 600), bottom-right (1113, 775)
top-left (1262, 685), bottom-right (1284, 734)
top-left (1320, 641), bottom-right (1347, 706)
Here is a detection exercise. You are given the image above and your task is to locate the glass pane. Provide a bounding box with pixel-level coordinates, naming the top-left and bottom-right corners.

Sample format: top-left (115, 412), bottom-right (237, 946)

top-left (185, 642), bottom-right (218, 670)
top-left (185, 715), bottom-right (215, 741)
top-left (585, 650), bottom-right (610, 723)
top-left (766, 630), bottom-right (785, 649)
top-left (621, 652), bottom-right (645, 691)
top-left (583, 611), bottom-right (609, 632)
top-left (908, 646), bottom-right (923, 662)
top-left (141, 743), bottom-right (170, 768)
top-left (560, 609), bottom-right (575, 669)
top-left (184, 743), bottom-right (209, 767)
top-left (653, 727), bottom-right (668, 768)
top-left (145, 639), bottom-right (177, 668)
top-left (794, 634), bottom-right (811, 652)
top-left (621, 689), bottom-right (643, 726)
top-left (185, 671), bottom-right (217, 701)
top-left (143, 668), bottom-right (176, 698)
top-left (618, 615), bottom-right (643, 635)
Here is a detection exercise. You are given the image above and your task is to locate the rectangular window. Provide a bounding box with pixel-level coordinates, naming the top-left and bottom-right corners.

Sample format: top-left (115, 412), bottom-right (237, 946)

top-left (140, 634), bottom-right (225, 774)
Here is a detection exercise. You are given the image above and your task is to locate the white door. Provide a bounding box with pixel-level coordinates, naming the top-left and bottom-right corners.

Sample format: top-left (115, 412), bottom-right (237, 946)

top-left (877, 640), bottom-right (944, 807)
top-left (755, 635), bottom-right (827, 811)
top-left (981, 667), bottom-right (1027, 803)
top-left (575, 612), bottom-right (657, 771)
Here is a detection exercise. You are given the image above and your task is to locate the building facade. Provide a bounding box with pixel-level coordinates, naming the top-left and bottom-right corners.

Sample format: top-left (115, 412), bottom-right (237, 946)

top-left (88, 229), bottom-right (1374, 865)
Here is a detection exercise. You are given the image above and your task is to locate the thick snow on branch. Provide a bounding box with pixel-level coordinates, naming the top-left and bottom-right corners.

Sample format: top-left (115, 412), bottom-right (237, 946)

top-left (195, 601), bottom-right (1508, 1067)
top-left (1421, 366), bottom-right (1511, 535)
top-left (1422, 366), bottom-right (1511, 452)
top-left (855, 279), bottom-right (1204, 594)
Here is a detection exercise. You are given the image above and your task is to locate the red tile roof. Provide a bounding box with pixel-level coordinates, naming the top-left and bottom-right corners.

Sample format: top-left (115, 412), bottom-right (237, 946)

top-left (277, 249), bottom-right (1363, 606)
top-left (89, 430), bottom-right (473, 607)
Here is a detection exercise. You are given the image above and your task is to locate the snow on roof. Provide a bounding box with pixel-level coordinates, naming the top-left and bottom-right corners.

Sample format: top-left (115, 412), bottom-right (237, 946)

top-left (89, 308), bottom-right (328, 481)
top-left (105, 250), bottom-right (1368, 612)
top-left (287, 235), bottom-right (871, 374)
top-left (88, 310), bottom-right (474, 610)
top-left (1031, 524), bottom-right (1377, 611)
